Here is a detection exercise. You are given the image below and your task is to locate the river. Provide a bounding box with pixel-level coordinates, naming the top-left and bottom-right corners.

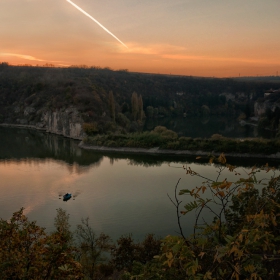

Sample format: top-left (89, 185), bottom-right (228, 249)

top-left (0, 127), bottom-right (279, 241)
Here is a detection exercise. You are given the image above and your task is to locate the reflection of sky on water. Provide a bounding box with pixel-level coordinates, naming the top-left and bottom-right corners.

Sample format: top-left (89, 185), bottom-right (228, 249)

top-left (1, 127), bottom-right (280, 240)
top-left (0, 157), bottom-right (184, 239)
top-left (1, 155), bottom-right (278, 241)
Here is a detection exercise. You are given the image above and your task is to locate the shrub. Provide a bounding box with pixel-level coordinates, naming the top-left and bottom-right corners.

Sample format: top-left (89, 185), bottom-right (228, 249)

top-left (210, 133), bottom-right (224, 140)
top-left (153, 126), bottom-right (178, 140)
top-left (83, 122), bottom-right (99, 135)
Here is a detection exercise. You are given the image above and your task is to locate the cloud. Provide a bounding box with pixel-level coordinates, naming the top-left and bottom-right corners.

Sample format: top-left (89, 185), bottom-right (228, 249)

top-left (1, 53), bottom-right (46, 62)
top-left (161, 54), bottom-right (279, 65)
top-left (121, 42), bottom-right (187, 56)
top-left (0, 53), bottom-right (65, 64)
top-left (117, 42), bottom-right (280, 67)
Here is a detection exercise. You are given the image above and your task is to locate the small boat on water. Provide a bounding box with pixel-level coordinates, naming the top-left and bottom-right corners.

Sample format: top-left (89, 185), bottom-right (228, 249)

top-left (63, 193), bottom-right (72, 201)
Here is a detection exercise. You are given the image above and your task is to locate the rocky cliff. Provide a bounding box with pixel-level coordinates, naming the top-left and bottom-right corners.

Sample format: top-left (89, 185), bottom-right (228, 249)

top-left (254, 94), bottom-right (280, 118)
top-left (41, 107), bottom-right (84, 139)
top-left (9, 106), bottom-right (85, 140)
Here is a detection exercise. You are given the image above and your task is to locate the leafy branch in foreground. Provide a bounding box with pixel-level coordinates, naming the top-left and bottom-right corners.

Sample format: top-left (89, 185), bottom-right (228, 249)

top-left (157, 154), bottom-right (280, 280)
top-left (125, 154), bottom-right (280, 280)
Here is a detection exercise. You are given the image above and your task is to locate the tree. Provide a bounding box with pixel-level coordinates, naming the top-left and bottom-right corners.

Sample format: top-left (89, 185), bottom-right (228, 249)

top-left (146, 106), bottom-right (154, 118)
top-left (131, 92), bottom-right (138, 121)
top-left (111, 234), bottom-right (161, 272)
top-left (75, 217), bottom-right (113, 279)
top-left (0, 208), bottom-right (83, 279)
top-left (138, 94), bottom-right (144, 122)
top-left (108, 91), bottom-right (115, 122)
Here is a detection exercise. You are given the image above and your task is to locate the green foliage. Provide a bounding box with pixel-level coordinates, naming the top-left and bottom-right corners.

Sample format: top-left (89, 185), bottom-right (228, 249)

top-left (146, 106), bottom-right (154, 118)
top-left (138, 94), bottom-right (144, 122)
top-left (131, 92), bottom-right (144, 122)
top-left (108, 91), bottom-right (115, 121)
top-left (153, 126), bottom-right (178, 139)
top-left (131, 92), bottom-right (138, 121)
top-left (85, 126), bottom-right (280, 155)
top-left (116, 113), bottom-right (131, 128)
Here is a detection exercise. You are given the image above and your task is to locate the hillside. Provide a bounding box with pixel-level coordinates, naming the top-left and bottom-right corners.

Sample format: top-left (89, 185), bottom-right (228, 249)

top-left (1, 63), bottom-right (280, 137)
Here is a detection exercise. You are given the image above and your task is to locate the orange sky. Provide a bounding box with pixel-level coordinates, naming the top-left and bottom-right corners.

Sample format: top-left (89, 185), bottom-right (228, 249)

top-left (1, 0), bottom-right (280, 77)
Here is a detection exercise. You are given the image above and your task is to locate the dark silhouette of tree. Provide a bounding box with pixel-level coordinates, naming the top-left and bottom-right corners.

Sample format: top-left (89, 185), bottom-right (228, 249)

top-left (108, 91), bottom-right (115, 121)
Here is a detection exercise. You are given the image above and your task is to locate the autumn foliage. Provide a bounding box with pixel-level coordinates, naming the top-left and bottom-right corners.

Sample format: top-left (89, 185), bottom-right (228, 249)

top-left (0, 208), bottom-right (83, 279)
top-left (153, 155), bottom-right (280, 280)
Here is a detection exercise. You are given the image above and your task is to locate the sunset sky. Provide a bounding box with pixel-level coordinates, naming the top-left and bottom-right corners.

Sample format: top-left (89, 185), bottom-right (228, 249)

top-left (1, 0), bottom-right (280, 77)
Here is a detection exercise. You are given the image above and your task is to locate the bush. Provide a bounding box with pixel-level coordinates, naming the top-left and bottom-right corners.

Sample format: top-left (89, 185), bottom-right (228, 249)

top-left (153, 126), bottom-right (178, 140)
top-left (210, 133), bottom-right (223, 140)
top-left (83, 122), bottom-right (99, 135)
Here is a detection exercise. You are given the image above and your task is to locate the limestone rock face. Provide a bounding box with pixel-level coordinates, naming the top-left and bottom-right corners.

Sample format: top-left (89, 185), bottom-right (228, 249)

top-left (41, 107), bottom-right (84, 139)
top-left (254, 100), bottom-right (280, 118)
top-left (254, 102), bottom-right (267, 117)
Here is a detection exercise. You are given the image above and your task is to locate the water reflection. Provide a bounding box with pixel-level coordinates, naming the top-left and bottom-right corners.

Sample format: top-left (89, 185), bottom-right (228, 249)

top-left (144, 116), bottom-right (276, 139)
top-left (0, 127), bottom-right (104, 168)
top-left (0, 127), bottom-right (280, 241)
top-left (1, 127), bottom-right (279, 169)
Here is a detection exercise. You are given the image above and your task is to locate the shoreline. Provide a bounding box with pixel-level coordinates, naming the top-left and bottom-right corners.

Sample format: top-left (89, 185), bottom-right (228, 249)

top-left (1, 123), bottom-right (280, 159)
top-left (78, 142), bottom-right (280, 159)
top-left (0, 123), bottom-right (83, 140)
top-left (0, 123), bottom-right (47, 131)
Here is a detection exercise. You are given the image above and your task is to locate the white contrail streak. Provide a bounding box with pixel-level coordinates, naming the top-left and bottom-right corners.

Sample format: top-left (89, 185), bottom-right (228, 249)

top-left (66, 0), bottom-right (128, 48)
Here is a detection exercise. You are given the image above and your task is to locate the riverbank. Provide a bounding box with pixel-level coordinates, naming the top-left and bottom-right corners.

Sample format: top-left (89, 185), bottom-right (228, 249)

top-left (79, 141), bottom-right (280, 159)
top-left (2, 123), bottom-right (280, 159)
top-left (0, 123), bottom-right (83, 140)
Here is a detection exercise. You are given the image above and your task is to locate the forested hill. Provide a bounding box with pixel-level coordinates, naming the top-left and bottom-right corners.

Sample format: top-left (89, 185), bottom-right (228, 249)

top-left (1, 63), bottom-right (280, 134)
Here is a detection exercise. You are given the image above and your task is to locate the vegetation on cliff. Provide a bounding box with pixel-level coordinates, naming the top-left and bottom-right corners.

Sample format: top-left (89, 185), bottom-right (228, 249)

top-left (1, 63), bottom-right (280, 135)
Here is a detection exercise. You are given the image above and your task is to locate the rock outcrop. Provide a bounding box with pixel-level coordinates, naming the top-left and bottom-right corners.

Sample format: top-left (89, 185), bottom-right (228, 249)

top-left (5, 106), bottom-right (84, 140)
top-left (254, 98), bottom-right (280, 118)
top-left (41, 107), bottom-right (84, 139)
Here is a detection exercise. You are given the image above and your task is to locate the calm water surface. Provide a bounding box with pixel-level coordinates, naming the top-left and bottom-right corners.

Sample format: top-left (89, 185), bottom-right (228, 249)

top-left (0, 127), bottom-right (279, 240)
top-left (144, 116), bottom-right (276, 138)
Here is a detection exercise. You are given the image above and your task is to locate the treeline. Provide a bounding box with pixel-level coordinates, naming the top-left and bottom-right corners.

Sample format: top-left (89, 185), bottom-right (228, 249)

top-left (1, 64), bottom-right (280, 134)
top-left (0, 207), bottom-right (161, 279)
